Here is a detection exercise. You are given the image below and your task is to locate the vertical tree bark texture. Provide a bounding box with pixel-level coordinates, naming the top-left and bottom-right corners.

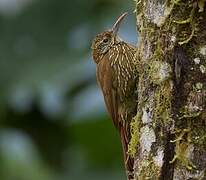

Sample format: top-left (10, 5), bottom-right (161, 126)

top-left (129, 0), bottom-right (206, 179)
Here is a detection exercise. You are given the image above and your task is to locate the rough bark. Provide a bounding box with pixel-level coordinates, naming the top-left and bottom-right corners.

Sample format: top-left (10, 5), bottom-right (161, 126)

top-left (128, 0), bottom-right (206, 179)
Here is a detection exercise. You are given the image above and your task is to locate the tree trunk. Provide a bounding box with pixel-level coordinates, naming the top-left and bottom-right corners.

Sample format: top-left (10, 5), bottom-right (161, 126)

top-left (129, 0), bottom-right (206, 179)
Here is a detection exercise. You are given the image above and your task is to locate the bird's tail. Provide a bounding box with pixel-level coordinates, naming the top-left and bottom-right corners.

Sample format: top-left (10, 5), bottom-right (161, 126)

top-left (120, 126), bottom-right (134, 180)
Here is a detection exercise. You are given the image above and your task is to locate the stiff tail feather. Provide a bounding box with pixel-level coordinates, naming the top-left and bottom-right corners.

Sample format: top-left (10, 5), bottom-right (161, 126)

top-left (120, 127), bottom-right (134, 180)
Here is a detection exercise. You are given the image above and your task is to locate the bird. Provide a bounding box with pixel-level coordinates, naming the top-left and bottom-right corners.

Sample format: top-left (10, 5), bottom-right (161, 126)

top-left (91, 12), bottom-right (138, 180)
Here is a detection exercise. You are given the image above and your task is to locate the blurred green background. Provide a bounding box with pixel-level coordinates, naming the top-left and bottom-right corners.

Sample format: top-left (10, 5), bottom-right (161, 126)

top-left (0, 0), bottom-right (137, 179)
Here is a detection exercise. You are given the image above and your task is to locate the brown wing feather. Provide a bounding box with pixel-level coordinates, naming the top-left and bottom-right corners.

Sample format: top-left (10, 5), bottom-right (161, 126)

top-left (96, 54), bottom-right (119, 128)
top-left (96, 51), bottom-right (134, 179)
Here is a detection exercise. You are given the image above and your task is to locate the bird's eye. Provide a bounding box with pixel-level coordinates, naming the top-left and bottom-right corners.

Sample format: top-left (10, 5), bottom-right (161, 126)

top-left (103, 38), bottom-right (109, 43)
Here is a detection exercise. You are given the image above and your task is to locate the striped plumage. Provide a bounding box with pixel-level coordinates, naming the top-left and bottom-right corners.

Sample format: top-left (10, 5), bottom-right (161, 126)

top-left (91, 13), bottom-right (137, 180)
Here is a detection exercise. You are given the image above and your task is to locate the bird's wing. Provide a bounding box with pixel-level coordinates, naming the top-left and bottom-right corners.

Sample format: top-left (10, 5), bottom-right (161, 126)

top-left (96, 55), bottom-right (119, 129)
top-left (96, 51), bottom-right (135, 178)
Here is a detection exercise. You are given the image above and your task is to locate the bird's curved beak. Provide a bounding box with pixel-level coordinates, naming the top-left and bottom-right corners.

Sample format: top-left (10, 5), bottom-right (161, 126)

top-left (112, 12), bottom-right (128, 37)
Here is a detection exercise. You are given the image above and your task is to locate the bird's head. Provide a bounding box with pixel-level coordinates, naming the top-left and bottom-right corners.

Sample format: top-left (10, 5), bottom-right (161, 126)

top-left (91, 12), bottom-right (128, 63)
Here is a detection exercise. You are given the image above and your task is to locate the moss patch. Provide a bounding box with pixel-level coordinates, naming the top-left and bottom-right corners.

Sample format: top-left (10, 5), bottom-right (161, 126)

top-left (154, 81), bottom-right (172, 122)
top-left (138, 158), bottom-right (161, 180)
top-left (170, 128), bottom-right (196, 170)
top-left (128, 112), bottom-right (141, 158)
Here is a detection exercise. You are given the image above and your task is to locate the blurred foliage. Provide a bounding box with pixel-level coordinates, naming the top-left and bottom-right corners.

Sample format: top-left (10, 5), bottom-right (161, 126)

top-left (0, 0), bottom-right (136, 179)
